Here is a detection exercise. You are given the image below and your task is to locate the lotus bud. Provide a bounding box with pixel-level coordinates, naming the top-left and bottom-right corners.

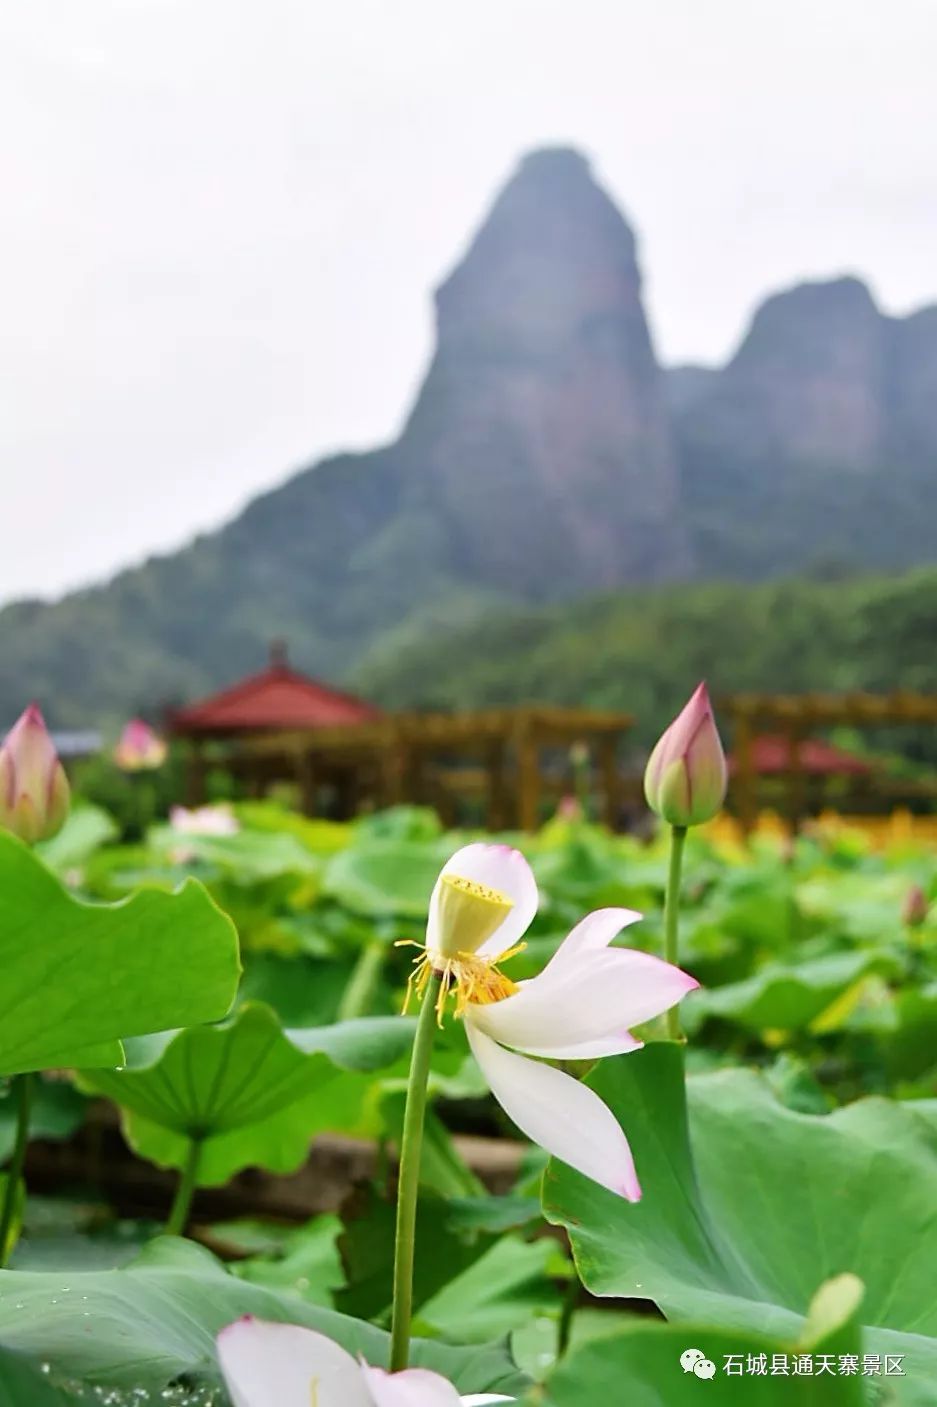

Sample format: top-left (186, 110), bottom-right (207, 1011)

top-left (0, 703), bottom-right (70, 844)
top-left (902, 885), bottom-right (929, 929)
top-left (644, 682), bottom-right (727, 829)
top-left (114, 718), bottom-right (168, 771)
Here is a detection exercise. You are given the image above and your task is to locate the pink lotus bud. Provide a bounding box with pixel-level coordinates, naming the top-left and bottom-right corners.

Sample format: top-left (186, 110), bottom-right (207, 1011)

top-left (902, 885), bottom-right (929, 929)
top-left (556, 794), bottom-right (583, 822)
top-left (644, 682), bottom-right (727, 828)
top-left (114, 718), bottom-right (168, 771)
top-left (0, 703), bottom-right (70, 844)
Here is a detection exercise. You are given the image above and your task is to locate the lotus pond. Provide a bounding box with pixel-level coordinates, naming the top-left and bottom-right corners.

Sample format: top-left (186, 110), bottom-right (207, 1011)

top-left (1, 791), bottom-right (936, 1406)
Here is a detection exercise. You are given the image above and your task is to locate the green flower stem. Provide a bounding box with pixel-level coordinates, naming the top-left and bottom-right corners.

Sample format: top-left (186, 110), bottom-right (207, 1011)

top-left (390, 970), bottom-right (442, 1372)
top-left (0, 1073), bottom-right (33, 1266)
top-left (664, 825), bottom-right (688, 1041)
top-left (338, 938), bottom-right (387, 1022)
top-left (165, 1135), bottom-right (203, 1237)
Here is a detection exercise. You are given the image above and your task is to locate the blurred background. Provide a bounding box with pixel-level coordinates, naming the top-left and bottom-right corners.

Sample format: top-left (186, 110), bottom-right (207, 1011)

top-left (4, 0), bottom-right (937, 833)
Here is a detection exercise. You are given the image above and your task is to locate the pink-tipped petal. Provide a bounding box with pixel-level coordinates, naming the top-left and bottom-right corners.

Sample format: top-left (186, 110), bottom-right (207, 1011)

top-left (426, 843), bottom-right (538, 961)
top-left (465, 1022), bottom-right (641, 1200)
top-left (513, 1029), bottom-right (643, 1060)
top-left (361, 1365), bottom-right (463, 1406)
top-left (216, 1318), bottom-right (371, 1407)
top-left (540, 908), bottom-right (643, 978)
top-left (468, 948), bottom-right (698, 1054)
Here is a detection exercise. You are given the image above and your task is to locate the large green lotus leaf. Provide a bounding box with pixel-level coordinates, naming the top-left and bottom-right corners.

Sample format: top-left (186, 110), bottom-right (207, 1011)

top-left (0, 1237), bottom-right (528, 1400)
top-left (544, 1044), bottom-right (937, 1406)
top-left (538, 1275), bottom-right (867, 1406)
top-left (322, 840), bottom-right (450, 918)
top-left (379, 1087), bottom-right (485, 1197)
top-left (683, 948), bottom-right (903, 1036)
top-left (230, 1214), bottom-right (344, 1305)
top-left (858, 981), bottom-right (937, 1080)
top-left (355, 806), bottom-right (444, 842)
top-left (0, 833), bottom-right (239, 1075)
top-left (795, 872), bottom-right (911, 942)
top-left (233, 801), bottom-right (352, 854)
top-left (532, 835), bottom-right (651, 910)
top-left (0, 1349), bottom-right (81, 1406)
top-left (79, 1003), bottom-right (416, 1184)
top-left (34, 802), bottom-right (118, 873)
top-left (147, 822), bottom-right (323, 881)
top-left (418, 1235), bottom-right (562, 1346)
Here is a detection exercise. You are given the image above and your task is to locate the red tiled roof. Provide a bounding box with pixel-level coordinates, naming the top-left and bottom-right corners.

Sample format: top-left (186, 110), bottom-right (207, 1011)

top-left (170, 664), bottom-right (381, 734)
top-left (730, 734), bottom-right (873, 777)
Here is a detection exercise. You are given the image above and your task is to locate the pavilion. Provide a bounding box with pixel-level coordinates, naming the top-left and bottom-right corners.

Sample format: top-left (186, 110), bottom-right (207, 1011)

top-left (724, 690), bottom-right (937, 831)
top-left (170, 644), bottom-right (634, 829)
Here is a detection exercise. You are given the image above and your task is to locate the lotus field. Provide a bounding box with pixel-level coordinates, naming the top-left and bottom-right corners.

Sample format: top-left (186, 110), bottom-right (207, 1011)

top-left (1, 695), bottom-right (936, 1405)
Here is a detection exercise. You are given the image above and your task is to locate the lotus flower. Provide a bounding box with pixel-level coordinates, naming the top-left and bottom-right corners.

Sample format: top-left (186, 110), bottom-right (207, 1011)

top-left (0, 703), bottom-right (70, 843)
top-left (644, 682), bottom-right (727, 828)
top-left (404, 843), bottom-right (699, 1201)
top-left (169, 803), bottom-right (239, 836)
top-left (217, 1318), bottom-right (512, 1406)
top-left (114, 718), bottom-right (167, 771)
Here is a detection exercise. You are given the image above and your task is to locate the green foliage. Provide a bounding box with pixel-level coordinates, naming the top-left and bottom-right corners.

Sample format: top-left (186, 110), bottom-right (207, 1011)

top-left (538, 1276), bottom-right (866, 1406)
top-left (0, 1237), bottom-right (528, 1400)
top-left (78, 1004), bottom-right (416, 1185)
top-left (0, 832), bottom-right (239, 1075)
top-left (544, 1044), bottom-right (937, 1405)
top-left (361, 566), bottom-right (937, 747)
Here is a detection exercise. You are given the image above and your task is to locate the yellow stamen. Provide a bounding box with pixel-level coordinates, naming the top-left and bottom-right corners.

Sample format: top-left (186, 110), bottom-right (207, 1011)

top-left (396, 940), bottom-right (525, 1024)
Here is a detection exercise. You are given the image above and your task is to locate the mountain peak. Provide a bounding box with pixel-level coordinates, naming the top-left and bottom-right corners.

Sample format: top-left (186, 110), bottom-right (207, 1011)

top-left (432, 147), bottom-right (638, 357)
top-left (403, 149), bottom-right (689, 594)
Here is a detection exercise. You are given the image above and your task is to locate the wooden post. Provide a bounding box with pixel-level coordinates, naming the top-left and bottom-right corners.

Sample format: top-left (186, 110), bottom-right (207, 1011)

top-left (785, 721), bottom-right (807, 834)
top-left (381, 724), bottom-right (406, 807)
top-left (516, 716), bottom-right (541, 833)
top-left (296, 749), bottom-right (317, 816)
top-left (486, 739), bottom-right (508, 831)
top-left (183, 742), bottom-right (207, 806)
top-left (597, 733), bottom-right (621, 831)
top-left (733, 711), bottom-right (758, 836)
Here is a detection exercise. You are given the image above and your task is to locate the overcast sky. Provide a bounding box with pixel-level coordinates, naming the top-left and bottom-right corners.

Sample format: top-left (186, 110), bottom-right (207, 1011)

top-left (2, 0), bottom-right (936, 605)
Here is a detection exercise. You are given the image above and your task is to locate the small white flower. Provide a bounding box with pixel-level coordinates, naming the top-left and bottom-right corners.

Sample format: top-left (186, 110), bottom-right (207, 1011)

top-left (169, 803), bottom-right (240, 836)
top-left (217, 1318), bottom-right (513, 1406)
top-left (405, 843), bottom-right (699, 1201)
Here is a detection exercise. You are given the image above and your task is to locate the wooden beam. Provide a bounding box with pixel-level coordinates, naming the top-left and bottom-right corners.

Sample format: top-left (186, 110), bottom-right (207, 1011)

top-left (486, 739), bottom-right (509, 831)
top-left (732, 712), bottom-right (758, 836)
top-left (515, 720), bottom-right (541, 832)
top-left (596, 734), bottom-right (621, 831)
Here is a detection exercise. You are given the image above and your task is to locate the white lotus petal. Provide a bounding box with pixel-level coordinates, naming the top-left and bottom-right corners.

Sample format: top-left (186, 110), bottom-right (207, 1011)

top-left (465, 1023), bottom-right (640, 1200)
top-left (426, 843), bottom-right (538, 961)
top-left (362, 1364), bottom-right (463, 1407)
top-left (217, 1319), bottom-right (371, 1407)
top-left (468, 948), bottom-right (698, 1054)
top-left (461, 1398), bottom-right (515, 1404)
top-left (540, 908), bottom-right (643, 977)
top-left (515, 1029), bottom-right (643, 1060)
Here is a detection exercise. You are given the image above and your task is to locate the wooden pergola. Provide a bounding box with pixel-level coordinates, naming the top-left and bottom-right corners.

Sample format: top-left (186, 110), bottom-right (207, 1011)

top-left (184, 704), bottom-right (634, 831)
top-left (170, 648), bottom-right (634, 829)
top-left (725, 690), bottom-right (937, 832)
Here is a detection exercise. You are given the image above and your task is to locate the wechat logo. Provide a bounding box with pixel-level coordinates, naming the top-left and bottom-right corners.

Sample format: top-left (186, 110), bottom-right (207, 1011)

top-left (681, 1348), bottom-right (717, 1380)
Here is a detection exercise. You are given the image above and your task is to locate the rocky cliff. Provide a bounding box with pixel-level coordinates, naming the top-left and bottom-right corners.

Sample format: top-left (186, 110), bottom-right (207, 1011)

top-left (3, 151), bottom-right (937, 725)
top-left (0, 149), bottom-right (688, 724)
